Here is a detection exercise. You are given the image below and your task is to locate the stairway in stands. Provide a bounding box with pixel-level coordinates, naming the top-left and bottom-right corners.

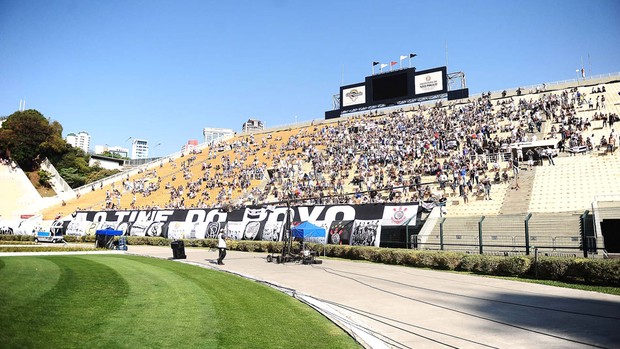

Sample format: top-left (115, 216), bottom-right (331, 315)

top-left (500, 166), bottom-right (536, 214)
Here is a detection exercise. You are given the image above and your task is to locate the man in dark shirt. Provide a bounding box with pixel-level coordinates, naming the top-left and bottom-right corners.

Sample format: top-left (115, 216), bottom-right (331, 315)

top-left (512, 157), bottom-right (520, 190)
top-left (526, 149), bottom-right (535, 169)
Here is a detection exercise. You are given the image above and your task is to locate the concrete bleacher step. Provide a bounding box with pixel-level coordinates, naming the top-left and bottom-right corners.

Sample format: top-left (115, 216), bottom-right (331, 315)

top-left (528, 153), bottom-right (620, 213)
top-left (446, 175), bottom-right (512, 217)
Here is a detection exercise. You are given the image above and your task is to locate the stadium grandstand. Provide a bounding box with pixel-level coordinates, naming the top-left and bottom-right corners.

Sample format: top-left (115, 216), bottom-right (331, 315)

top-left (2, 73), bottom-right (620, 256)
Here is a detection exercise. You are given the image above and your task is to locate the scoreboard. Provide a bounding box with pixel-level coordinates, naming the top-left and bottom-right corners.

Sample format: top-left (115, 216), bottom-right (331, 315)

top-left (327, 66), bottom-right (466, 119)
top-left (371, 70), bottom-right (410, 102)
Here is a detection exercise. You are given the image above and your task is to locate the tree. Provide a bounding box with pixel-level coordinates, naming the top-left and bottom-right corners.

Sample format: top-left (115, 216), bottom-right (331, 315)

top-left (101, 151), bottom-right (128, 160)
top-left (40, 120), bottom-right (68, 158)
top-left (53, 146), bottom-right (90, 174)
top-left (0, 110), bottom-right (66, 171)
top-left (0, 109), bottom-right (121, 189)
top-left (58, 167), bottom-right (86, 188)
top-left (86, 167), bottom-right (121, 183)
top-left (37, 169), bottom-right (53, 188)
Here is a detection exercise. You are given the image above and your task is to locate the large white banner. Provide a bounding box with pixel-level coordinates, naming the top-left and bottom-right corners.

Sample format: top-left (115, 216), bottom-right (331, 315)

top-left (342, 85), bottom-right (366, 107)
top-left (414, 71), bottom-right (444, 94)
top-left (0, 203), bottom-right (420, 247)
top-left (381, 205), bottom-right (417, 226)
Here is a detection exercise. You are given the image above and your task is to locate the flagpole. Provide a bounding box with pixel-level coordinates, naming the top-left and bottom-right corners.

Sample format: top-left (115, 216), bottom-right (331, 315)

top-left (372, 61), bottom-right (380, 75)
top-left (445, 41), bottom-right (449, 70)
top-left (409, 53), bottom-right (417, 69)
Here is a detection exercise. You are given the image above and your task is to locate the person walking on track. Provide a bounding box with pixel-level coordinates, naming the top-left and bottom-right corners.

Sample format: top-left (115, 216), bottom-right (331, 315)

top-left (217, 231), bottom-right (227, 265)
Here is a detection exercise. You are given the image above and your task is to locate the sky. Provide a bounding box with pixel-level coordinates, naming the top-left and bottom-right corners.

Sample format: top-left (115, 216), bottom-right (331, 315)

top-left (1, 0), bottom-right (619, 157)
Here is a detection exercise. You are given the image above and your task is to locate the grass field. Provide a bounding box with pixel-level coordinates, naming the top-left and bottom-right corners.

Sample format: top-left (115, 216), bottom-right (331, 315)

top-left (0, 255), bottom-right (360, 349)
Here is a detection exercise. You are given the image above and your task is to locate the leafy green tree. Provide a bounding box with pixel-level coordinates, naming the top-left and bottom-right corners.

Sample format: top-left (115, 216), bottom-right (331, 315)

top-left (0, 110), bottom-right (65, 171)
top-left (38, 169), bottom-right (53, 188)
top-left (53, 146), bottom-right (90, 174)
top-left (86, 167), bottom-right (121, 183)
top-left (41, 120), bottom-right (69, 158)
top-left (101, 151), bottom-right (128, 160)
top-left (0, 109), bottom-right (122, 189)
top-left (58, 167), bottom-right (86, 188)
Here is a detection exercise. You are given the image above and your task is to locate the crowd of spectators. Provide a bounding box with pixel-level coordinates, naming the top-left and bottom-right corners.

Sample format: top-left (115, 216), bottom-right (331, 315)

top-left (256, 84), bottom-right (619, 208)
top-left (261, 91), bottom-right (551, 205)
top-left (83, 83), bottom-right (619, 212)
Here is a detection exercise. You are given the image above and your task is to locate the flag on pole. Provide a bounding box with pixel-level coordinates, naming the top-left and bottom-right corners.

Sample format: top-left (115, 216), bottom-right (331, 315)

top-left (380, 63), bottom-right (388, 73)
top-left (581, 68), bottom-right (585, 78)
top-left (399, 56), bottom-right (407, 69)
top-left (390, 61), bottom-right (397, 71)
top-left (408, 53), bottom-right (417, 68)
top-left (372, 61), bottom-right (380, 74)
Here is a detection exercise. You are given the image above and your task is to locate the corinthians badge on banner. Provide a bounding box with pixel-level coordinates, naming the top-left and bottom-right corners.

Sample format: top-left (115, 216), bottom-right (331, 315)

top-left (391, 207), bottom-right (407, 225)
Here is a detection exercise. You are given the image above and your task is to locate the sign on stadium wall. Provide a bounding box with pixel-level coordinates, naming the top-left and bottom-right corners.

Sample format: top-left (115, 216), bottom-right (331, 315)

top-left (342, 85), bottom-right (366, 107)
top-left (414, 70), bottom-right (444, 94)
top-left (63, 203), bottom-right (419, 246)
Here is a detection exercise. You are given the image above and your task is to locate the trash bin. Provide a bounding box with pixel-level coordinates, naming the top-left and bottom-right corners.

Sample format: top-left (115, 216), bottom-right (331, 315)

top-left (95, 234), bottom-right (114, 248)
top-left (171, 240), bottom-right (186, 259)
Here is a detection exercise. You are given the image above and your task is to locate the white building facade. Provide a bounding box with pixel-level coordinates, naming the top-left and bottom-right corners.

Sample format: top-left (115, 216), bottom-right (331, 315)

top-left (88, 154), bottom-right (124, 171)
top-left (203, 127), bottom-right (234, 145)
top-left (241, 119), bottom-right (264, 133)
top-left (131, 139), bottom-right (149, 159)
top-left (66, 131), bottom-right (91, 153)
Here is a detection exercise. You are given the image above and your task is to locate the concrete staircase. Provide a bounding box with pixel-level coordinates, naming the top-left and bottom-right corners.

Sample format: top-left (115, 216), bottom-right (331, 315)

top-left (500, 166), bottom-right (536, 214)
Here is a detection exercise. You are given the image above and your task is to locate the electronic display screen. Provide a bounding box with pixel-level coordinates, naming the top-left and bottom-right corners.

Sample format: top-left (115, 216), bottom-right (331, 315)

top-left (371, 72), bottom-right (408, 102)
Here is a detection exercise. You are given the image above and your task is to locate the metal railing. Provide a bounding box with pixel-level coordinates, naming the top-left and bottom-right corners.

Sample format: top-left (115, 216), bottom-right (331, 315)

top-left (414, 234), bottom-right (592, 257)
top-left (471, 71), bottom-right (620, 100)
top-left (414, 211), bottom-right (596, 256)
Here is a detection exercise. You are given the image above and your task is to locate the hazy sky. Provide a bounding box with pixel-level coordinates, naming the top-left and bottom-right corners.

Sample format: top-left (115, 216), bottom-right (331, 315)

top-left (1, 0), bottom-right (619, 156)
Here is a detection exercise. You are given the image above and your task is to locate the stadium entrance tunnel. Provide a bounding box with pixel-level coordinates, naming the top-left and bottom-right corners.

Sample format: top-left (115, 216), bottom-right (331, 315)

top-left (379, 226), bottom-right (421, 249)
top-left (601, 219), bottom-right (620, 253)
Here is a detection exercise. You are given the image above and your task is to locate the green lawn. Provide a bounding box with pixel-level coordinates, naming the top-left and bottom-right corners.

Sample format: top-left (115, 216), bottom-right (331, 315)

top-left (0, 255), bottom-right (360, 349)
